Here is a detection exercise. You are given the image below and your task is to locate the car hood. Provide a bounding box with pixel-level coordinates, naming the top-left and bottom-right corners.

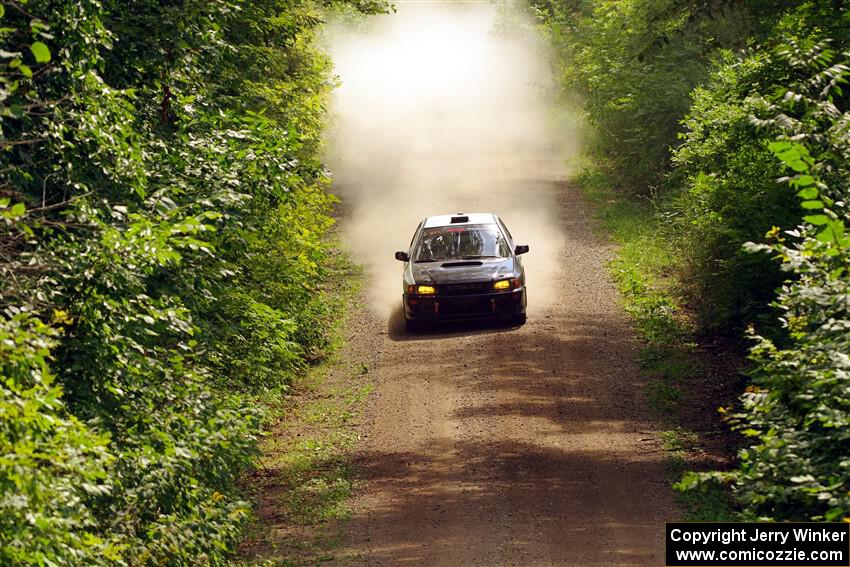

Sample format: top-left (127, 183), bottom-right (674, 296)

top-left (410, 257), bottom-right (516, 285)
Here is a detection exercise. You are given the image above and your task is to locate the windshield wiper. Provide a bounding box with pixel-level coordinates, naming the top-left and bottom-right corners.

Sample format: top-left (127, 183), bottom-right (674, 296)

top-left (459, 255), bottom-right (500, 259)
top-left (414, 258), bottom-right (439, 263)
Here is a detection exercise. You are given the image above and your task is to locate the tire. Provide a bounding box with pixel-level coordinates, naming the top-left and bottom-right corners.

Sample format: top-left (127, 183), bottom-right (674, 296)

top-left (512, 312), bottom-right (527, 326)
top-left (405, 318), bottom-right (424, 333)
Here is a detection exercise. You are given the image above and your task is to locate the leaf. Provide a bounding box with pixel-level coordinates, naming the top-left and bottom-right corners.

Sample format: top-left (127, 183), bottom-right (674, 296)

top-left (801, 200), bottom-right (824, 209)
top-left (743, 241), bottom-right (771, 253)
top-left (30, 42), bottom-right (50, 63)
top-left (817, 227), bottom-right (836, 243)
top-left (792, 175), bottom-right (815, 188)
top-left (817, 220), bottom-right (847, 243)
top-left (796, 187), bottom-right (818, 199)
top-left (803, 215), bottom-right (829, 226)
top-left (790, 475), bottom-right (815, 483)
top-left (768, 141), bottom-right (792, 153)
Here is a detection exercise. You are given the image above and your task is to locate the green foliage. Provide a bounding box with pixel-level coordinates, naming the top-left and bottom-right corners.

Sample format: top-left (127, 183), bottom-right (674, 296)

top-left (0, 0), bottom-right (386, 563)
top-left (536, 0), bottom-right (850, 334)
top-left (671, 50), bottom-right (799, 332)
top-left (539, 0), bottom-right (850, 522)
top-left (0, 311), bottom-right (117, 565)
top-left (533, 0), bottom-right (759, 191)
top-left (677, 37), bottom-right (850, 522)
top-left (722, 41), bottom-right (850, 522)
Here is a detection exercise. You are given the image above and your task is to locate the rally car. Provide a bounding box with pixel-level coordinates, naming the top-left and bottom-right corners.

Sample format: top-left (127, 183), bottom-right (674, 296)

top-left (394, 213), bottom-right (528, 331)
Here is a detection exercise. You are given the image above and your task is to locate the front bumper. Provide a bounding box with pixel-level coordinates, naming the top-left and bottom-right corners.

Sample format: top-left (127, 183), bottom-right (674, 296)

top-left (403, 289), bottom-right (526, 322)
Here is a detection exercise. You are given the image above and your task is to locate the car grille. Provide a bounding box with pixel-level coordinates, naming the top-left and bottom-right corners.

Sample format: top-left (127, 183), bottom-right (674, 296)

top-left (440, 282), bottom-right (491, 295)
top-left (440, 296), bottom-right (493, 316)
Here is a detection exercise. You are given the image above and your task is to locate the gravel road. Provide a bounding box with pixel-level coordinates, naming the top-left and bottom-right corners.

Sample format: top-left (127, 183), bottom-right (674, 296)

top-left (333, 178), bottom-right (677, 566)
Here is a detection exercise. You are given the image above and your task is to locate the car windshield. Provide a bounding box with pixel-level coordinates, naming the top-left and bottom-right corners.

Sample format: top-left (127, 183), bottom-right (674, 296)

top-left (413, 224), bottom-right (510, 262)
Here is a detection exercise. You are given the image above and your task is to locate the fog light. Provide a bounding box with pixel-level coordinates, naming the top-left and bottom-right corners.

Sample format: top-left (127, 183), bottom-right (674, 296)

top-left (416, 285), bottom-right (436, 295)
top-left (493, 279), bottom-right (511, 290)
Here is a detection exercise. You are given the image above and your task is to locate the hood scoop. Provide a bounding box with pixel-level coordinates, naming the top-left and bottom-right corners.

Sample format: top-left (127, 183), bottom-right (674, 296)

top-left (441, 260), bottom-right (483, 268)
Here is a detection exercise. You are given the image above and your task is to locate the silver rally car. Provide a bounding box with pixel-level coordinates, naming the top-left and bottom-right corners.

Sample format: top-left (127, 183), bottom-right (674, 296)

top-left (394, 212), bottom-right (529, 331)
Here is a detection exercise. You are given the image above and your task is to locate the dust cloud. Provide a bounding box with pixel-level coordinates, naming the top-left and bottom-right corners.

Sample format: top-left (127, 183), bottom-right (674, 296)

top-left (324, 2), bottom-right (579, 319)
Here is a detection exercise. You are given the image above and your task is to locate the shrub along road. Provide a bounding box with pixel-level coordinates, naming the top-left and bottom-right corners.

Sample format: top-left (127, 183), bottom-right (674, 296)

top-left (329, 178), bottom-right (677, 566)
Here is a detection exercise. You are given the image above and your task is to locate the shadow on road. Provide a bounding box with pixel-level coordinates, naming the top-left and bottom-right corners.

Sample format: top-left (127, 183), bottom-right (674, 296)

top-left (343, 439), bottom-right (669, 566)
top-left (339, 300), bottom-right (677, 565)
top-left (386, 304), bottom-right (525, 342)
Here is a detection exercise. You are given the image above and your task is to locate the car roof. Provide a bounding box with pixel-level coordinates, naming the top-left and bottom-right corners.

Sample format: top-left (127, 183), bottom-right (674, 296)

top-left (422, 212), bottom-right (497, 228)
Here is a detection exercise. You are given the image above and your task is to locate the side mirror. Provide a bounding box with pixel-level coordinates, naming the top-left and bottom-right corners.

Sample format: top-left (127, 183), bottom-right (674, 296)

top-left (514, 244), bottom-right (529, 255)
top-left (395, 251), bottom-right (410, 262)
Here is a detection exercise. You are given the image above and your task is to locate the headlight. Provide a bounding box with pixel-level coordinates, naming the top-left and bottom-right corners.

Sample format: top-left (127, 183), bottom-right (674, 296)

top-left (493, 278), bottom-right (523, 291)
top-left (416, 285), bottom-right (436, 295)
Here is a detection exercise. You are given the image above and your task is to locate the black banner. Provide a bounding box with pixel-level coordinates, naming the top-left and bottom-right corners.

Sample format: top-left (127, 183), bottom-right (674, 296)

top-left (666, 523), bottom-right (850, 566)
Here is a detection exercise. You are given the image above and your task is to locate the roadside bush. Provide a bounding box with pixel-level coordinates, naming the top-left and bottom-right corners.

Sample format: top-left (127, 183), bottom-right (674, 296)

top-left (682, 38), bottom-right (850, 522)
top-left (0, 308), bottom-right (116, 565)
top-left (535, 0), bottom-right (850, 334)
top-left (538, 0), bottom-right (850, 522)
top-left (0, 0), bottom-right (385, 563)
top-left (671, 51), bottom-right (800, 333)
top-left (533, 0), bottom-right (757, 191)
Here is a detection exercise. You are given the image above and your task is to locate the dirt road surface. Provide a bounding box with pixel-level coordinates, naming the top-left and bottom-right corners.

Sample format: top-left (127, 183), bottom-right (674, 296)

top-left (332, 178), bottom-right (677, 566)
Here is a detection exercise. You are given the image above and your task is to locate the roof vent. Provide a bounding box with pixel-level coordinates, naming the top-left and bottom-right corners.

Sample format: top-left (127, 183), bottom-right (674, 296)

top-left (450, 215), bottom-right (469, 224)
